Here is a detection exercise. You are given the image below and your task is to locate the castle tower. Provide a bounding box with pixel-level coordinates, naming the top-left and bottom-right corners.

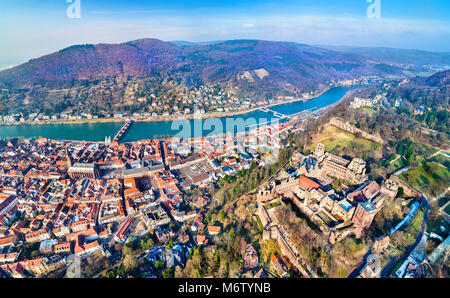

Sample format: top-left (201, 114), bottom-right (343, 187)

top-left (314, 143), bottom-right (325, 158)
top-left (257, 188), bottom-right (274, 203)
top-left (348, 158), bottom-right (366, 175)
top-left (65, 149), bottom-right (72, 167)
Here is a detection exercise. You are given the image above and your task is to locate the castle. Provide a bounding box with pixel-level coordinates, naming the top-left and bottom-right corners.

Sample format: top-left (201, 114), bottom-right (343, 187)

top-left (256, 144), bottom-right (398, 244)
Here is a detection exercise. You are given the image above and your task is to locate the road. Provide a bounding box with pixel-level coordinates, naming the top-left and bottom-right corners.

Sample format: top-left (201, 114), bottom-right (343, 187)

top-left (428, 150), bottom-right (450, 160)
top-left (379, 200), bottom-right (429, 278)
top-left (348, 197), bottom-right (430, 278)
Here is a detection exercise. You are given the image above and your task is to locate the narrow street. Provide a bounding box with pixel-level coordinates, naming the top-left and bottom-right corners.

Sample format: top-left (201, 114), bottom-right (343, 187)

top-left (379, 202), bottom-right (429, 278)
top-left (348, 198), bottom-right (430, 278)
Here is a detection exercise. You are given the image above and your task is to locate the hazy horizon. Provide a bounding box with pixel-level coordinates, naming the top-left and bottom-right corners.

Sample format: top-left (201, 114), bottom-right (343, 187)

top-left (1, 37), bottom-right (450, 72)
top-left (1, 0), bottom-right (450, 69)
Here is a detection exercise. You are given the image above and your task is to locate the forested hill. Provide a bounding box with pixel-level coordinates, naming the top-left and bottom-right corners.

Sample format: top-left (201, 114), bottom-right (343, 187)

top-left (0, 39), bottom-right (401, 93)
top-left (319, 45), bottom-right (450, 67)
top-left (390, 69), bottom-right (449, 108)
top-left (0, 38), bottom-right (410, 116)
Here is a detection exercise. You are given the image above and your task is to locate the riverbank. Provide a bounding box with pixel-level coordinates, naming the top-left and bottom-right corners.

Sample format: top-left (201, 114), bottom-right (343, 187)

top-left (0, 87), bottom-right (333, 127)
top-left (0, 86), bottom-right (352, 142)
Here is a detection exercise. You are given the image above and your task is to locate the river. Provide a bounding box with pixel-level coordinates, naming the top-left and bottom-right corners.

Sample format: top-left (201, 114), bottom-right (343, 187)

top-left (0, 86), bottom-right (350, 142)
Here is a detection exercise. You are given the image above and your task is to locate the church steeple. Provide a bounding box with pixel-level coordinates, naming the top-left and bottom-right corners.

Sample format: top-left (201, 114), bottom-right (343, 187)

top-left (66, 148), bottom-right (72, 167)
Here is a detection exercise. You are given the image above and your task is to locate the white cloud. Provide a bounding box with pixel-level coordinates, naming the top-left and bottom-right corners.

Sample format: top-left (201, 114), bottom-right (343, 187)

top-left (90, 10), bottom-right (162, 15)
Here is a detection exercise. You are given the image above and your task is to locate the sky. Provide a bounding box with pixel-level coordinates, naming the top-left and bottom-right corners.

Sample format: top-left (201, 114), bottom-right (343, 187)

top-left (0, 0), bottom-right (449, 70)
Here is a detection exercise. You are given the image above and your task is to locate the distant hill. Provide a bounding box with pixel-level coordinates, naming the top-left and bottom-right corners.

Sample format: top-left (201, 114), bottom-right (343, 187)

top-left (169, 40), bottom-right (226, 47)
top-left (390, 69), bottom-right (449, 109)
top-left (319, 45), bottom-right (450, 67)
top-left (0, 38), bottom-right (409, 116)
top-left (424, 69), bottom-right (450, 86)
top-left (0, 38), bottom-right (401, 92)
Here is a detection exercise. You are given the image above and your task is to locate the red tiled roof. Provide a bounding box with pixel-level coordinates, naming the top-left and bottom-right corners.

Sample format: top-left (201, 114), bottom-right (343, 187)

top-left (208, 226), bottom-right (221, 233)
top-left (298, 175), bottom-right (320, 190)
top-left (0, 235), bottom-right (15, 246)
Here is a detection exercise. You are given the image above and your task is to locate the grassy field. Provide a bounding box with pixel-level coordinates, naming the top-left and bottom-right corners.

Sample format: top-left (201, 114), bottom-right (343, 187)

top-left (430, 153), bottom-right (450, 169)
top-left (413, 142), bottom-right (439, 157)
top-left (353, 106), bottom-right (377, 115)
top-left (317, 125), bottom-right (379, 153)
top-left (400, 162), bottom-right (450, 197)
top-left (390, 156), bottom-right (408, 172)
top-left (406, 209), bottom-right (424, 235)
top-left (265, 200), bottom-right (282, 209)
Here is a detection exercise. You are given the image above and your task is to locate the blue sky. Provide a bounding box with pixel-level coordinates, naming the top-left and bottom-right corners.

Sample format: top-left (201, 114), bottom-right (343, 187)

top-left (0, 0), bottom-right (449, 69)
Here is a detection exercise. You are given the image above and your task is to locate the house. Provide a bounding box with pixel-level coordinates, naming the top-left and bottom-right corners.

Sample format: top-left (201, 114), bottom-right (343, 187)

top-left (352, 200), bottom-right (377, 237)
top-left (0, 261), bottom-right (27, 278)
top-left (195, 234), bottom-right (208, 246)
top-left (166, 245), bottom-right (191, 269)
top-left (207, 225), bottom-right (221, 235)
top-left (0, 196), bottom-right (18, 216)
top-left (27, 258), bottom-right (46, 276)
top-left (53, 242), bottom-right (72, 254)
top-left (193, 196), bottom-right (209, 208)
top-left (374, 236), bottom-right (391, 253)
top-left (43, 255), bottom-right (67, 272)
top-left (244, 245), bottom-right (259, 269)
top-left (298, 175), bottom-right (320, 191)
top-left (347, 181), bottom-right (380, 204)
top-left (332, 200), bottom-right (355, 222)
top-left (52, 226), bottom-right (70, 238)
top-left (0, 235), bottom-right (17, 248)
top-left (25, 229), bottom-right (51, 243)
top-left (191, 213), bottom-right (205, 232)
top-left (155, 227), bottom-right (174, 243)
top-left (84, 227), bottom-right (99, 242)
top-left (178, 230), bottom-right (190, 244)
top-left (39, 239), bottom-right (58, 254)
top-left (74, 239), bottom-right (101, 256)
top-left (0, 252), bottom-right (19, 264)
top-left (271, 254), bottom-right (287, 277)
top-left (70, 219), bottom-right (91, 233)
top-left (114, 218), bottom-right (132, 243)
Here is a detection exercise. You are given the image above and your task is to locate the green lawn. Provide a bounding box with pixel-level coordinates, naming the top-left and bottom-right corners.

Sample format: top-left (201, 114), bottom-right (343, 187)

top-left (254, 214), bottom-right (264, 231)
top-left (412, 141), bottom-right (439, 158)
top-left (430, 153), bottom-right (450, 170)
top-left (390, 262), bottom-right (403, 277)
top-left (354, 106), bottom-right (377, 115)
top-left (318, 125), bottom-right (378, 152)
top-left (400, 162), bottom-right (450, 197)
top-left (390, 156), bottom-right (408, 172)
top-left (265, 200), bottom-right (281, 209)
top-left (406, 209), bottom-right (424, 235)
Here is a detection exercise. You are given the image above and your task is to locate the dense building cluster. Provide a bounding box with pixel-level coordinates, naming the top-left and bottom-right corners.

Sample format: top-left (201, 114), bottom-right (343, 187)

top-left (0, 121), bottom-right (292, 277)
top-left (256, 143), bottom-right (400, 275)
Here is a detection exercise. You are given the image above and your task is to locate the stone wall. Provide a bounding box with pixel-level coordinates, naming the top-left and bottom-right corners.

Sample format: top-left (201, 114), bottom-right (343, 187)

top-left (389, 175), bottom-right (421, 198)
top-left (329, 117), bottom-right (386, 145)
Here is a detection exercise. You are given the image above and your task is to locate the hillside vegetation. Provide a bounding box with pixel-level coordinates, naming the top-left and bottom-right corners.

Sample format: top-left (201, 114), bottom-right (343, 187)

top-left (0, 39), bottom-right (402, 116)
